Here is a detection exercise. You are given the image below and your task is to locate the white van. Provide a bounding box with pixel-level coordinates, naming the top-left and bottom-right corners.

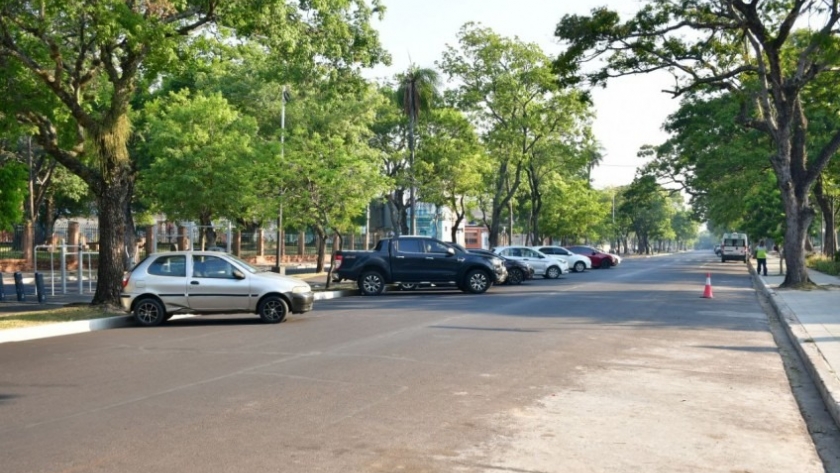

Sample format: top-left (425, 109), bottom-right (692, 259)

top-left (720, 232), bottom-right (749, 263)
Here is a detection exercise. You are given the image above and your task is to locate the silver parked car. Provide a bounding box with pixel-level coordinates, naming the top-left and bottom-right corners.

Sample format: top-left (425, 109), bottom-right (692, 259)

top-left (121, 251), bottom-right (314, 327)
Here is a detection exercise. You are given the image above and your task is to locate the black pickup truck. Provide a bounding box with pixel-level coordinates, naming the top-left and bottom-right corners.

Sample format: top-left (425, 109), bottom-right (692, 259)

top-left (333, 237), bottom-right (507, 295)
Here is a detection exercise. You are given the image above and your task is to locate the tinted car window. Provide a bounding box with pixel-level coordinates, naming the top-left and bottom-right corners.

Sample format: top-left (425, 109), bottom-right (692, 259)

top-left (147, 255), bottom-right (186, 277)
top-left (501, 248), bottom-right (522, 257)
top-left (193, 255), bottom-right (236, 279)
top-left (425, 240), bottom-right (452, 254)
top-left (521, 248), bottom-right (541, 258)
top-left (395, 239), bottom-right (423, 253)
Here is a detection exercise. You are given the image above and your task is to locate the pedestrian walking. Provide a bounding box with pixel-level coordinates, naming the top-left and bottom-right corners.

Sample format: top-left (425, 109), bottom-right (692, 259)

top-left (755, 239), bottom-right (768, 276)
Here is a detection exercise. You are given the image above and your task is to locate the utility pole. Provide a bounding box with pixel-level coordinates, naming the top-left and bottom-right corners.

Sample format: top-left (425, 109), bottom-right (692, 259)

top-left (275, 86), bottom-right (289, 275)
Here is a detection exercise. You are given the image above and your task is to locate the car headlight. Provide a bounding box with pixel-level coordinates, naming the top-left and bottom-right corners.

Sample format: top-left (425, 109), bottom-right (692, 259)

top-left (492, 257), bottom-right (504, 267)
top-left (292, 285), bottom-right (311, 293)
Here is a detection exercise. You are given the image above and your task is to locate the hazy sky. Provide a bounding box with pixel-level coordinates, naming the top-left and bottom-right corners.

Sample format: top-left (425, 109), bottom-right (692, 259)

top-left (366, 0), bottom-right (679, 189)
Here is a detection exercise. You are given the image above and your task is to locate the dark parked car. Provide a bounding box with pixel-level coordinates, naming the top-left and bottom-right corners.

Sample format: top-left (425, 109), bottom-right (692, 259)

top-left (566, 245), bottom-right (618, 269)
top-left (333, 237), bottom-right (507, 295)
top-left (469, 248), bottom-right (534, 285)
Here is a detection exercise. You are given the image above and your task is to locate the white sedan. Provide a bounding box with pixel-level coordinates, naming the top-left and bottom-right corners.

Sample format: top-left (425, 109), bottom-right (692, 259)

top-left (534, 246), bottom-right (592, 273)
top-left (493, 246), bottom-right (570, 279)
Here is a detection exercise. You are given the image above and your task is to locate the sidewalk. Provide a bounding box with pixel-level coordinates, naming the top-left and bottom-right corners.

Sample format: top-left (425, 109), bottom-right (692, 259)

top-left (754, 253), bottom-right (840, 430)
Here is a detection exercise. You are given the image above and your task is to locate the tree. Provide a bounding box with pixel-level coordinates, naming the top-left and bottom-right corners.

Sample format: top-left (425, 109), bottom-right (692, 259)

top-left (283, 84), bottom-right (390, 273)
top-left (539, 178), bottom-right (607, 244)
top-left (0, 0), bottom-right (387, 307)
top-left (396, 66), bottom-right (441, 235)
top-left (439, 23), bottom-right (584, 247)
top-left (414, 107), bottom-right (487, 242)
top-left (555, 2), bottom-right (840, 286)
top-left (137, 91), bottom-right (265, 248)
top-left (619, 176), bottom-right (672, 255)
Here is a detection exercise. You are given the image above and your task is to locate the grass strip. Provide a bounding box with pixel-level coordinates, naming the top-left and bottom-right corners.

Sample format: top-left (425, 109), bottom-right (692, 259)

top-left (0, 306), bottom-right (124, 330)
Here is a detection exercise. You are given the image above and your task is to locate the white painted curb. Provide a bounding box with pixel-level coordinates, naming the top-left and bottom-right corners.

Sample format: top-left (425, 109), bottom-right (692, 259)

top-left (0, 289), bottom-right (357, 344)
top-left (0, 315), bottom-right (134, 344)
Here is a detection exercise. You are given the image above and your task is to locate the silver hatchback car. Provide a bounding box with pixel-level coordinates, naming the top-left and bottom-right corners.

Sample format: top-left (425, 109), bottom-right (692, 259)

top-left (121, 251), bottom-right (314, 326)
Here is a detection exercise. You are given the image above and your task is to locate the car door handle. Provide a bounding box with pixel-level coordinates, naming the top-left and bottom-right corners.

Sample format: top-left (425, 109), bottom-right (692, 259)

top-left (190, 281), bottom-right (200, 285)
top-left (396, 255), bottom-right (405, 259)
top-left (457, 258), bottom-right (465, 262)
top-left (425, 257), bottom-right (434, 260)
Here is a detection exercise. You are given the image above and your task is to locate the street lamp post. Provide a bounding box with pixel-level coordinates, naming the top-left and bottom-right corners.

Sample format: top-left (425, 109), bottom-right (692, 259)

top-left (274, 86), bottom-right (289, 275)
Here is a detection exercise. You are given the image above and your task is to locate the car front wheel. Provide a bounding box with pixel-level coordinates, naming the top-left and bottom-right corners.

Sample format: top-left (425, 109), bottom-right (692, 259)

top-left (134, 298), bottom-right (166, 327)
top-left (546, 266), bottom-right (561, 279)
top-left (507, 268), bottom-right (524, 285)
top-left (600, 259), bottom-right (612, 269)
top-left (258, 295), bottom-right (288, 323)
top-left (573, 261), bottom-right (586, 272)
top-left (463, 269), bottom-right (491, 294)
top-left (359, 271), bottom-right (385, 296)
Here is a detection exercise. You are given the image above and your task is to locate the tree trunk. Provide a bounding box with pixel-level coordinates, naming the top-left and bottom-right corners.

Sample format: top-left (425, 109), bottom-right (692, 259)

top-left (314, 226), bottom-right (327, 273)
top-left (780, 186), bottom-right (813, 286)
top-left (815, 177), bottom-right (837, 257)
top-left (326, 233), bottom-right (342, 289)
top-left (91, 180), bottom-right (131, 307)
top-left (89, 121), bottom-right (134, 308)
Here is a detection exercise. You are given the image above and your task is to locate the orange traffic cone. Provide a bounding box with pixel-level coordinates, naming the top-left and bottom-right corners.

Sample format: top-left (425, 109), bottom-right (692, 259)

top-left (702, 273), bottom-right (714, 299)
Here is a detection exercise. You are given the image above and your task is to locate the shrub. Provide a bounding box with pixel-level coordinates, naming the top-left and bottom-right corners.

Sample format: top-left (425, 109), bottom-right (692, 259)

top-left (806, 254), bottom-right (840, 276)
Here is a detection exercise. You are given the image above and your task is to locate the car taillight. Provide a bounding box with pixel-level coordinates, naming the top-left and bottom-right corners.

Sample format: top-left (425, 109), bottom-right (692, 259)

top-left (122, 273), bottom-right (130, 289)
top-left (333, 255), bottom-right (342, 270)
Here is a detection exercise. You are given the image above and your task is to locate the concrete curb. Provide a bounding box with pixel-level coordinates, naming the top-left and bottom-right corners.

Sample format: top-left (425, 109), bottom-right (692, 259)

top-left (0, 289), bottom-right (358, 344)
top-left (0, 315), bottom-right (135, 344)
top-left (751, 263), bottom-right (840, 430)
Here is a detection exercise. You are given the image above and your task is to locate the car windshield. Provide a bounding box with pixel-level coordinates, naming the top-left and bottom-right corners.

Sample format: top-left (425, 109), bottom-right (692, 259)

top-left (223, 254), bottom-right (260, 273)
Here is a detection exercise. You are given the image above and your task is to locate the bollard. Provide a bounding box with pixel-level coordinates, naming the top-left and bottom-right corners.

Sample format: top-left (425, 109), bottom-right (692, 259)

top-left (13, 271), bottom-right (26, 302)
top-left (0, 272), bottom-right (5, 301)
top-left (35, 272), bottom-right (46, 304)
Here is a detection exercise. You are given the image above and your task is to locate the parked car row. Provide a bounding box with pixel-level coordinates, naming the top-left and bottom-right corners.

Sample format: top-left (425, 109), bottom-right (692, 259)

top-left (119, 238), bottom-right (623, 327)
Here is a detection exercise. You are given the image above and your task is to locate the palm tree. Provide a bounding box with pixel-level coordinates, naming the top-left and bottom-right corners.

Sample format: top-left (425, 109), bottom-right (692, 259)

top-left (396, 66), bottom-right (441, 235)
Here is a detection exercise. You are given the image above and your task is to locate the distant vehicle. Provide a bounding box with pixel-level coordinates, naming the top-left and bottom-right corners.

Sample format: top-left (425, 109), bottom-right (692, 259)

top-left (534, 246), bottom-right (592, 273)
top-left (469, 248), bottom-right (535, 285)
top-left (566, 245), bottom-right (619, 269)
top-left (493, 246), bottom-right (570, 279)
top-left (714, 245), bottom-right (721, 256)
top-left (333, 237), bottom-right (507, 295)
top-left (121, 251), bottom-right (314, 327)
top-left (720, 232), bottom-right (748, 263)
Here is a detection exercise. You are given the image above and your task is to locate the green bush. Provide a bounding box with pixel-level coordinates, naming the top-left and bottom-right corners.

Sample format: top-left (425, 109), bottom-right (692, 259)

top-left (807, 254), bottom-right (840, 276)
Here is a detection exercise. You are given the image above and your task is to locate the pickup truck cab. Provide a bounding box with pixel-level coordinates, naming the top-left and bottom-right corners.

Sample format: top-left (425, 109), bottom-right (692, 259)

top-left (333, 237), bottom-right (507, 295)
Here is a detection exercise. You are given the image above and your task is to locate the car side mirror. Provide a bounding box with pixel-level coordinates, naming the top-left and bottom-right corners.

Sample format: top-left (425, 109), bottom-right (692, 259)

top-left (232, 269), bottom-right (246, 279)
top-left (446, 247), bottom-right (455, 256)
top-left (591, 251), bottom-right (597, 256)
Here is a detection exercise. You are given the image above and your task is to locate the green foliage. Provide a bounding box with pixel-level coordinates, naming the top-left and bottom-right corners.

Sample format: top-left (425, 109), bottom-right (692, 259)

top-left (137, 91), bottom-right (265, 224)
top-left (439, 23), bottom-right (595, 245)
top-left (539, 178), bottom-right (607, 241)
top-left (0, 161), bottom-right (27, 230)
top-left (282, 83), bottom-right (390, 235)
top-left (807, 254), bottom-right (840, 276)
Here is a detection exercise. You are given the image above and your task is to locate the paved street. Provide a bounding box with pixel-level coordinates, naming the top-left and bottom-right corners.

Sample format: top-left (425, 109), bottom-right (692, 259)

top-left (0, 252), bottom-right (828, 472)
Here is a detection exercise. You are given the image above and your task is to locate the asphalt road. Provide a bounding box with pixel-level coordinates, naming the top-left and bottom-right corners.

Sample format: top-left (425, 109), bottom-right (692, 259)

top-left (0, 251), bottom-right (827, 472)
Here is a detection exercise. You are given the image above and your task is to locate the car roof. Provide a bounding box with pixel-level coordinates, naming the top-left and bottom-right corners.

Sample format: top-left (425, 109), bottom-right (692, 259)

top-left (144, 251), bottom-right (232, 257)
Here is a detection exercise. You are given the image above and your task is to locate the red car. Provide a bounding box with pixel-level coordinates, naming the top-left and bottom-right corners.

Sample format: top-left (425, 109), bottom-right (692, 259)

top-left (566, 245), bottom-right (617, 269)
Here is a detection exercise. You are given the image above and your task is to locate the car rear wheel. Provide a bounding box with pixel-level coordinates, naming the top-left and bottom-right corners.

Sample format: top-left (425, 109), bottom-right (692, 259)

top-left (463, 269), bottom-right (490, 294)
top-left (546, 266), bottom-right (561, 279)
top-left (258, 295), bottom-right (288, 323)
top-left (133, 298), bottom-right (166, 327)
top-left (398, 283), bottom-right (418, 291)
top-left (573, 261), bottom-right (586, 272)
top-left (359, 271), bottom-right (385, 296)
top-left (507, 268), bottom-right (524, 285)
